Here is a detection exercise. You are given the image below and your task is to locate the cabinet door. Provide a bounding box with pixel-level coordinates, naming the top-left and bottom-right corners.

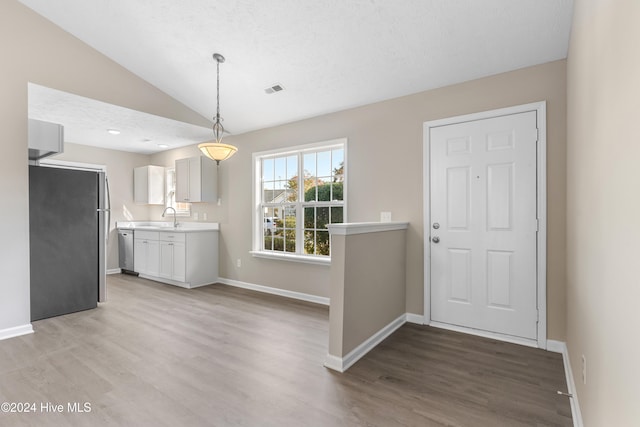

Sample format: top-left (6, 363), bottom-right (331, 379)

top-left (146, 240), bottom-right (160, 277)
top-left (175, 156), bottom-right (217, 203)
top-left (159, 242), bottom-right (173, 279)
top-left (188, 157), bottom-right (202, 202)
top-left (134, 239), bottom-right (147, 274)
top-left (133, 167), bottom-right (149, 204)
top-left (200, 157), bottom-right (217, 202)
top-left (172, 242), bottom-right (186, 282)
top-left (175, 158), bottom-right (191, 202)
top-left (134, 166), bottom-right (165, 205)
top-left (147, 166), bottom-right (165, 204)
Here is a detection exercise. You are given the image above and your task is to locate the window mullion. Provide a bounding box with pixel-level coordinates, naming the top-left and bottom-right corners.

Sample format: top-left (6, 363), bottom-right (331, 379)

top-left (297, 206), bottom-right (304, 254)
top-left (296, 152), bottom-right (304, 254)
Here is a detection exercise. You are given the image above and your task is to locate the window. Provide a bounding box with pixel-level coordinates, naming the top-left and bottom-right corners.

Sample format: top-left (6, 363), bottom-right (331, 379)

top-left (253, 139), bottom-right (346, 261)
top-left (165, 168), bottom-right (191, 217)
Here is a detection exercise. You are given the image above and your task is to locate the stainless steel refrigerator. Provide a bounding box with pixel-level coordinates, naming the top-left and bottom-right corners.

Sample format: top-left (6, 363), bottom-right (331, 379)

top-left (29, 165), bottom-right (110, 321)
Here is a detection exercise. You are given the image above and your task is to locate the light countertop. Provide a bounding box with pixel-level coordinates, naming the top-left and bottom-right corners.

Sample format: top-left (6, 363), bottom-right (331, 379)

top-left (116, 221), bottom-right (219, 232)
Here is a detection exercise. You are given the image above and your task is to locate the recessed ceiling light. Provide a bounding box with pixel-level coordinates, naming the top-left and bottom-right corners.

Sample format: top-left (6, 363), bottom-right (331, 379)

top-left (107, 129), bottom-right (121, 135)
top-left (157, 144), bottom-right (169, 148)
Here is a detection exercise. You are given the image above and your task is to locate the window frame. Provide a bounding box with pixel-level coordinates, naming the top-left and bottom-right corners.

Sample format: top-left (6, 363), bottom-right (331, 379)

top-left (251, 138), bottom-right (347, 264)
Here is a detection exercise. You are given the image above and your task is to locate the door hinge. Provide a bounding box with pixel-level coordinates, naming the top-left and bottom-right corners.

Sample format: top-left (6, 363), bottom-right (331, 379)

top-left (536, 218), bottom-right (539, 232)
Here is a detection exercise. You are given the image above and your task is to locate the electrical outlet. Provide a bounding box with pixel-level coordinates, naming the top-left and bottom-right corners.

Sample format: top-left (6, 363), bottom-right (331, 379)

top-left (236, 258), bottom-right (241, 268)
top-left (193, 212), bottom-right (199, 220)
top-left (380, 211), bottom-right (392, 222)
top-left (582, 355), bottom-right (587, 385)
top-left (203, 213), bottom-right (207, 221)
top-left (217, 198), bottom-right (222, 206)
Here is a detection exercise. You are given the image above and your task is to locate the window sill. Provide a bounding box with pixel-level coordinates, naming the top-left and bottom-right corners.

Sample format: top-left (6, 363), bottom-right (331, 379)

top-left (250, 251), bottom-right (331, 266)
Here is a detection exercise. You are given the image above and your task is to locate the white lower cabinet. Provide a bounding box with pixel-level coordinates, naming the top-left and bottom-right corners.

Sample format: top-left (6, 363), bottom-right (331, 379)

top-left (134, 232), bottom-right (160, 277)
top-left (159, 234), bottom-right (186, 282)
top-left (134, 229), bottom-right (218, 288)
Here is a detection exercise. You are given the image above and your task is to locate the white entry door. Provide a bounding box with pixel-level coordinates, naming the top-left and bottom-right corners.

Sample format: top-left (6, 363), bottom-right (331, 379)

top-left (429, 111), bottom-right (538, 340)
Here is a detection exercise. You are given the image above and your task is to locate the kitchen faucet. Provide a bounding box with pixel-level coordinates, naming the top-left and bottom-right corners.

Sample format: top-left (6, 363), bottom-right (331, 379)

top-left (162, 207), bottom-right (178, 228)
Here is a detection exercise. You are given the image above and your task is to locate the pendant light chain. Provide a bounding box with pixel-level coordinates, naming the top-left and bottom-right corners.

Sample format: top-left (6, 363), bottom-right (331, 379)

top-left (213, 53), bottom-right (225, 143)
top-left (197, 52), bottom-right (238, 165)
top-left (216, 57), bottom-right (220, 123)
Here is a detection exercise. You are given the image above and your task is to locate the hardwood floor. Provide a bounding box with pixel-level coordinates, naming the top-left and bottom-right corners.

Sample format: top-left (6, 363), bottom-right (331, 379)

top-left (0, 274), bottom-right (572, 426)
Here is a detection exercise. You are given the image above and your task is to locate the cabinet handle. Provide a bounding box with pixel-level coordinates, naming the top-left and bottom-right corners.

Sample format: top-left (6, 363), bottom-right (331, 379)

top-left (169, 243), bottom-right (174, 246)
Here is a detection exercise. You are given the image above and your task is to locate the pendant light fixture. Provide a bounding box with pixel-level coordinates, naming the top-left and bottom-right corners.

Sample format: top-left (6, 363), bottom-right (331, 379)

top-left (198, 53), bottom-right (238, 165)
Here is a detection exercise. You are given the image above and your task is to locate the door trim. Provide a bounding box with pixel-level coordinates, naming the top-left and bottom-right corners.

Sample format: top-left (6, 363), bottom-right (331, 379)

top-left (38, 159), bottom-right (107, 173)
top-left (422, 101), bottom-right (547, 349)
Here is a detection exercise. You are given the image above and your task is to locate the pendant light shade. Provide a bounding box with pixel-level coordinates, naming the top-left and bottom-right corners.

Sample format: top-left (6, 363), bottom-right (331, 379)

top-left (198, 142), bottom-right (237, 163)
top-left (198, 53), bottom-right (238, 165)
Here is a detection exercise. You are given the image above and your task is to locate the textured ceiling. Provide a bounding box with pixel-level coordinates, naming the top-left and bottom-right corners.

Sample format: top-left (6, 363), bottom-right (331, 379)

top-left (20, 0), bottom-right (574, 154)
top-left (28, 83), bottom-right (212, 154)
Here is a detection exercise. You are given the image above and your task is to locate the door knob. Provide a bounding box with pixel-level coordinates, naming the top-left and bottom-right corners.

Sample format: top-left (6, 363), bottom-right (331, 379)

top-left (432, 222), bottom-right (440, 229)
top-left (432, 236), bottom-right (440, 243)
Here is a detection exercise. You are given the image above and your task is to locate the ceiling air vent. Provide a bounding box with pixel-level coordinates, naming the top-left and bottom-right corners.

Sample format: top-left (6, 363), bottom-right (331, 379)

top-left (264, 84), bottom-right (284, 94)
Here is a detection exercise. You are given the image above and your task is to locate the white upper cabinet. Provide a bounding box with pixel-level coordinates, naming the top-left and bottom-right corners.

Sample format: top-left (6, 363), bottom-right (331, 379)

top-left (134, 165), bottom-right (165, 205)
top-left (175, 156), bottom-right (217, 203)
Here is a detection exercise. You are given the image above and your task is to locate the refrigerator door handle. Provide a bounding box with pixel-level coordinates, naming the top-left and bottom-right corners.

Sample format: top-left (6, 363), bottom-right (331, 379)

top-left (97, 172), bottom-right (110, 303)
top-left (105, 175), bottom-right (112, 245)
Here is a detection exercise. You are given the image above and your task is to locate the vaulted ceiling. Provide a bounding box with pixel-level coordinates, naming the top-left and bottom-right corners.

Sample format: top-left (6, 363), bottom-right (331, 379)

top-left (20, 0), bottom-right (574, 153)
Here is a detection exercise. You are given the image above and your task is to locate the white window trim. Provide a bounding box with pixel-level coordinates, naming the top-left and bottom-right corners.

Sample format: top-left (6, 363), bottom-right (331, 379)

top-left (251, 138), bottom-right (347, 263)
top-left (249, 250), bottom-right (331, 266)
top-left (165, 167), bottom-right (191, 217)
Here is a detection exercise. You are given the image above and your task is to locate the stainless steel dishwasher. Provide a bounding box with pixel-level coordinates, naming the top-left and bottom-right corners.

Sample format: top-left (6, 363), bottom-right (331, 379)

top-left (118, 228), bottom-right (137, 274)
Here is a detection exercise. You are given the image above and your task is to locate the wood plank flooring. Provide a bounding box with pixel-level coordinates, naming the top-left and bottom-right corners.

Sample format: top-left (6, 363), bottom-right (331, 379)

top-left (0, 274), bottom-right (572, 426)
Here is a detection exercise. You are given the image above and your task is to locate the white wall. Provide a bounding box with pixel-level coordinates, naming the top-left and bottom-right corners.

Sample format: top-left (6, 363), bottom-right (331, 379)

top-left (0, 0), bottom-right (208, 336)
top-left (150, 60), bottom-right (568, 341)
top-left (566, 0), bottom-right (640, 424)
top-left (2, 0), bottom-right (569, 350)
top-left (53, 143), bottom-right (153, 270)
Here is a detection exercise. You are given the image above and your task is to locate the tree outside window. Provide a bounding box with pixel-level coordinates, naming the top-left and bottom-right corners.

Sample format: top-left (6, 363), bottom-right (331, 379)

top-left (256, 141), bottom-right (345, 258)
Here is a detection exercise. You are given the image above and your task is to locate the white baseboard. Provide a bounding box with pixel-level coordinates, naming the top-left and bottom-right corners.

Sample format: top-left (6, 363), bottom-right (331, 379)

top-left (429, 321), bottom-right (539, 348)
top-left (0, 324), bottom-right (34, 341)
top-left (217, 277), bottom-right (330, 306)
top-left (547, 340), bottom-right (583, 427)
top-left (323, 354), bottom-right (343, 372)
top-left (324, 313), bottom-right (406, 373)
top-left (546, 339), bottom-right (565, 354)
top-left (405, 313), bottom-right (425, 324)
top-left (107, 268), bottom-right (121, 275)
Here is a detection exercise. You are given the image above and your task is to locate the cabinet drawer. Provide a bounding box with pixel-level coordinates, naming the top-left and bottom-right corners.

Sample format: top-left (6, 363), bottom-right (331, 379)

top-left (134, 230), bottom-right (159, 241)
top-left (159, 232), bottom-right (186, 243)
